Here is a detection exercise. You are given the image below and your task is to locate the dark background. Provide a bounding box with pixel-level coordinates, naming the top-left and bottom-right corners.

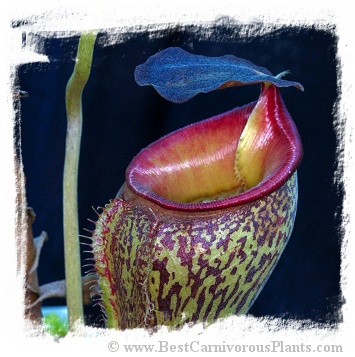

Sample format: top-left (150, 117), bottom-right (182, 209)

top-left (16, 23), bottom-right (342, 328)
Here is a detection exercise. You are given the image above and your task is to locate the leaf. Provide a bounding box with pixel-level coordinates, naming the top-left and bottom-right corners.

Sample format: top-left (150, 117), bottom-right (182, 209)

top-left (135, 47), bottom-right (304, 103)
top-left (43, 313), bottom-right (69, 338)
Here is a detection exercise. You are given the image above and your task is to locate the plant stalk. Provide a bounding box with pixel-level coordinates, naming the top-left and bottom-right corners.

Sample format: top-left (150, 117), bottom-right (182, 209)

top-left (64, 31), bottom-right (97, 332)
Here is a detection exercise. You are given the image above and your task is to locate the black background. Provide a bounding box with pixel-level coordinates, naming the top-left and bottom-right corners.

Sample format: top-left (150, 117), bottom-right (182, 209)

top-left (17, 23), bottom-right (342, 328)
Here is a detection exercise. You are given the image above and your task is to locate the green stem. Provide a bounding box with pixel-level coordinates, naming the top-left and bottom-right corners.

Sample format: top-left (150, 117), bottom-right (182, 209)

top-left (64, 31), bottom-right (97, 332)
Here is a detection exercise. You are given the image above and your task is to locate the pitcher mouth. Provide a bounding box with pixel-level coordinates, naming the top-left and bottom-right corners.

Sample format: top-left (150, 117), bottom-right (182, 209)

top-left (126, 87), bottom-right (302, 212)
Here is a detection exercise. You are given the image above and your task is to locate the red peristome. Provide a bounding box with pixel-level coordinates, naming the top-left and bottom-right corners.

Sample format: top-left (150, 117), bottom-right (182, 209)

top-left (125, 84), bottom-right (302, 212)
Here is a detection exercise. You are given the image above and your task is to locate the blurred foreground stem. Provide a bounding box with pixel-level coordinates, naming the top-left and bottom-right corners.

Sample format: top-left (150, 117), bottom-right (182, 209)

top-left (64, 31), bottom-right (97, 332)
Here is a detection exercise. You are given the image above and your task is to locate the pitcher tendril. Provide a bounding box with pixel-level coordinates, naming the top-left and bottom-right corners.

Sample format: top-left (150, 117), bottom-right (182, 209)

top-left (64, 31), bottom-right (97, 332)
